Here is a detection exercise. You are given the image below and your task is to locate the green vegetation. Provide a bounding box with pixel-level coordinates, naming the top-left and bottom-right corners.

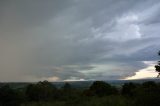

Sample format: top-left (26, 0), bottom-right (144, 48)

top-left (1, 80), bottom-right (160, 106)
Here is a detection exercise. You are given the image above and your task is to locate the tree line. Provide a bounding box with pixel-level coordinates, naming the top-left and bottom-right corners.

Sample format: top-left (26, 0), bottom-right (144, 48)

top-left (1, 80), bottom-right (160, 106)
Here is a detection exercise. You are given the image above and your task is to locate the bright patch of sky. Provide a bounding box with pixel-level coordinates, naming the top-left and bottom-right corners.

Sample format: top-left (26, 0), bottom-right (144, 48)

top-left (125, 61), bottom-right (158, 80)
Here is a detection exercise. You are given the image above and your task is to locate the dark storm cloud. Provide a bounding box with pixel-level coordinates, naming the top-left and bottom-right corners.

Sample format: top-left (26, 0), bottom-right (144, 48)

top-left (0, 0), bottom-right (160, 81)
top-left (0, 0), bottom-right (73, 27)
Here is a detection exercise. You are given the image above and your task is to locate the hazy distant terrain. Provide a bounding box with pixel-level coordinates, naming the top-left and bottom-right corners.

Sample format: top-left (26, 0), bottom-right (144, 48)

top-left (1, 79), bottom-right (160, 89)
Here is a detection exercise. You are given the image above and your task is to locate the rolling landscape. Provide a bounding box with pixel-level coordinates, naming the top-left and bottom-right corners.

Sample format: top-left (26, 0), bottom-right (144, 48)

top-left (1, 0), bottom-right (160, 106)
top-left (1, 79), bottom-right (160, 106)
top-left (1, 78), bottom-right (160, 89)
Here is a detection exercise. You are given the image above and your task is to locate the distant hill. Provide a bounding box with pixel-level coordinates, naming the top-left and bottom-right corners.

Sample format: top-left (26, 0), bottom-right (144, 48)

top-left (0, 78), bottom-right (160, 89)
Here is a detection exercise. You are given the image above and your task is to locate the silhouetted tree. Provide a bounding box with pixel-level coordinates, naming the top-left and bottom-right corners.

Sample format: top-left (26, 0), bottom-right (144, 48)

top-left (62, 82), bottom-right (72, 90)
top-left (122, 82), bottom-right (137, 97)
top-left (59, 82), bottom-right (82, 101)
top-left (88, 81), bottom-right (118, 97)
top-left (26, 80), bottom-right (57, 101)
top-left (155, 51), bottom-right (160, 77)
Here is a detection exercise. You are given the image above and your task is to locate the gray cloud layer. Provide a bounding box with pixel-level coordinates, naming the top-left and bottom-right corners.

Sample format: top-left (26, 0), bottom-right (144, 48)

top-left (0, 0), bottom-right (160, 82)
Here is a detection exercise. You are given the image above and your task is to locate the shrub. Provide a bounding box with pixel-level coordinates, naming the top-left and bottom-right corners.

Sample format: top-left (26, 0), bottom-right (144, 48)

top-left (26, 81), bottom-right (57, 101)
top-left (122, 82), bottom-right (137, 97)
top-left (88, 81), bottom-right (118, 97)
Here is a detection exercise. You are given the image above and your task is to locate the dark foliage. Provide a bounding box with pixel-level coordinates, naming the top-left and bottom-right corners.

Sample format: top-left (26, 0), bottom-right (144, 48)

top-left (62, 83), bottom-right (72, 90)
top-left (86, 81), bottom-right (118, 97)
top-left (0, 85), bottom-right (23, 106)
top-left (26, 80), bottom-right (57, 101)
top-left (122, 82), bottom-right (138, 97)
top-left (1, 80), bottom-right (160, 106)
top-left (134, 81), bottom-right (160, 106)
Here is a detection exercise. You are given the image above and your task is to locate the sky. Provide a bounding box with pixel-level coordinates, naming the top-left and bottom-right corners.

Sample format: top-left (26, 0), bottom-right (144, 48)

top-left (0, 0), bottom-right (160, 82)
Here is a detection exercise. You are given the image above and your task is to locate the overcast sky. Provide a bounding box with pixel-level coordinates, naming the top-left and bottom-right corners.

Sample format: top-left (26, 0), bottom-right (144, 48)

top-left (0, 0), bottom-right (160, 82)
